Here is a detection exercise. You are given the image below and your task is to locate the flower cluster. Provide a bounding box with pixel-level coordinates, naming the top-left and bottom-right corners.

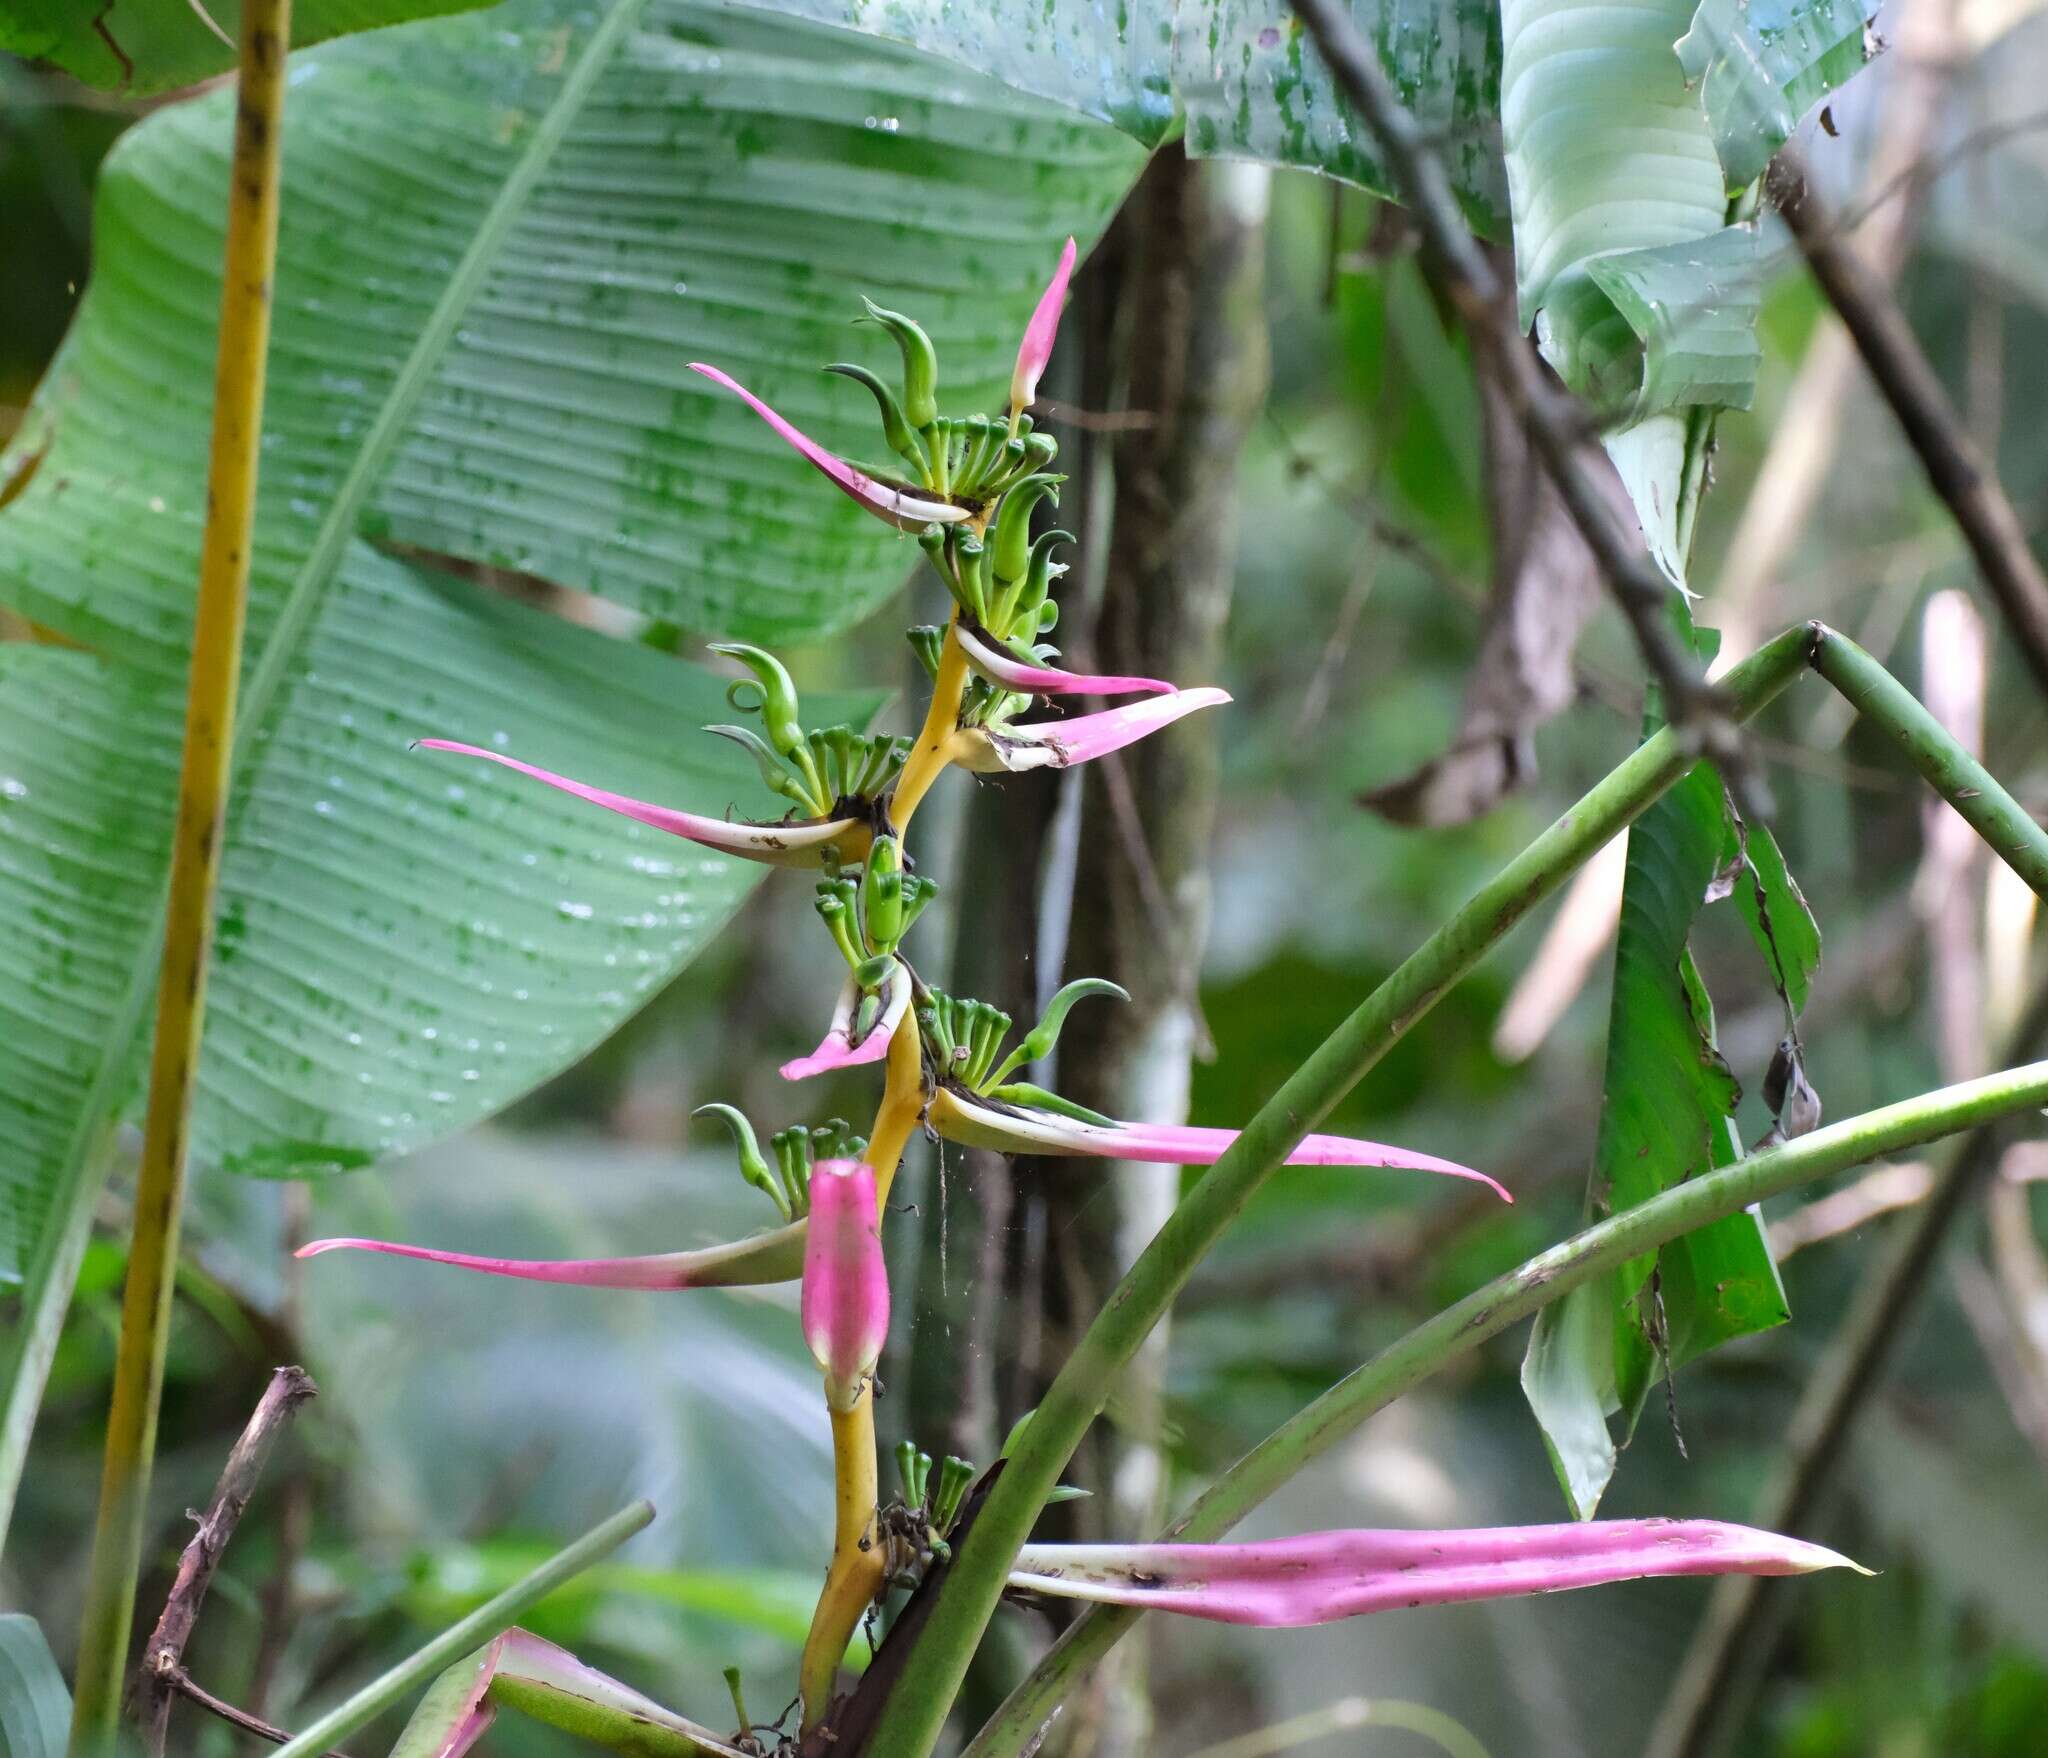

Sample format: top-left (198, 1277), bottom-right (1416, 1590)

top-left (310, 245), bottom-right (1860, 1754)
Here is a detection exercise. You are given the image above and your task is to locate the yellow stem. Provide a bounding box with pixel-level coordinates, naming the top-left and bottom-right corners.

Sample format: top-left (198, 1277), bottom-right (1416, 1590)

top-left (798, 1018), bottom-right (926, 1726)
top-left (68, 5), bottom-right (292, 1752)
top-left (798, 1395), bottom-right (886, 1727)
top-left (890, 615), bottom-right (969, 834)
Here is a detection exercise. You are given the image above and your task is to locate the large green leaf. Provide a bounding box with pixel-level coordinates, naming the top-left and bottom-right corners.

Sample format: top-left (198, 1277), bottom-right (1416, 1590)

top-left (0, 1), bottom-right (1139, 1280)
top-left (1521, 755), bottom-right (1788, 1518)
top-left (0, 1614), bottom-right (70, 1758)
top-left (1174, 1), bottom-right (1507, 234)
top-left (1500, 0), bottom-right (1876, 578)
top-left (0, 0), bottom-right (495, 94)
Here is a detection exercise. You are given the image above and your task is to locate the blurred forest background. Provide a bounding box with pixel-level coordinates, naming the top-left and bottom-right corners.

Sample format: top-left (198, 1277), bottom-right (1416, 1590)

top-left (6, 2), bottom-right (2048, 1753)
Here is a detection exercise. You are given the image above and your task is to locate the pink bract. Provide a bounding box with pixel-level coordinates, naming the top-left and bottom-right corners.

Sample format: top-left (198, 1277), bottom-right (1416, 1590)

top-left (1007, 1519), bottom-right (1865, 1626)
top-left (953, 688), bottom-right (1232, 774)
top-left (926, 1089), bottom-right (1509, 1202)
top-left (955, 621), bottom-right (1172, 699)
top-left (801, 1159), bottom-right (889, 1411)
top-left (689, 362), bottom-right (967, 531)
top-left (417, 740), bottom-right (860, 869)
top-left (1011, 237), bottom-right (1078, 417)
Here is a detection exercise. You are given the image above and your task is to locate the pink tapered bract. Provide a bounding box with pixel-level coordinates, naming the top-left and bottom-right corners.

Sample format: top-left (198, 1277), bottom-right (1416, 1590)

top-left (801, 1159), bottom-right (889, 1411)
top-left (926, 1089), bottom-right (1509, 1202)
top-left (1007, 1519), bottom-right (1866, 1625)
top-left (955, 622), bottom-right (1172, 699)
top-left (952, 688), bottom-right (1232, 774)
top-left (418, 740), bottom-right (861, 869)
top-left (1011, 237), bottom-right (1078, 417)
top-left (689, 363), bottom-right (967, 531)
top-left (297, 1218), bottom-right (807, 1290)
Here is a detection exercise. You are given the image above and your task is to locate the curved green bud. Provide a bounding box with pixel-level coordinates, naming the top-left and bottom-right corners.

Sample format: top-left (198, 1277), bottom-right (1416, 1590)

top-left (702, 723), bottom-right (807, 806)
top-left (998, 526), bottom-right (1074, 639)
top-left (989, 977), bottom-right (1129, 1085)
top-left (815, 880), bottom-right (863, 968)
top-left (983, 1081), bottom-right (1118, 1128)
top-left (694, 1103), bottom-right (787, 1219)
top-left (932, 1455), bottom-right (976, 1534)
top-left (1022, 431), bottom-right (1058, 471)
top-left (824, 361), bottom-right (926, 478)
top-left (990, 474), bottom-right (1062, 585)
top-left (964, 1002), bottom-right (1014, 1088)
top-left (710, 642), bottom-right (808, 760)
top-left (862, 836), bottom-right (905, 950)
top-left (770, 1124), bottom-right (815, 1216)
top-left (859, 296), bottom-right (939, 428)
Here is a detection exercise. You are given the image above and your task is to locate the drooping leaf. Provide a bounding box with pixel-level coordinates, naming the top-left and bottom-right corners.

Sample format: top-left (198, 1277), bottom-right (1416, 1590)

top-left (1731, 815), bottom-right (1824, 1016)
top-left (0, 1614), bottom-right (71, 1758)
top-left (1542, 224), bottom-right (1768, 423)
top-left (0, 0), bottom-right (494, 94)
top-left (0, 0), bottom-right (1141, 1296)
top-left (1521, 753), bottom-right (1788, 1518)
top-left (1676, 0), bottom-right (1884, 193)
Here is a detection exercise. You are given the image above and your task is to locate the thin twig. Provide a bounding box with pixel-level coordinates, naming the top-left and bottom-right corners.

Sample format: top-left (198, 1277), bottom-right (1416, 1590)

top-left (1770, 151), bottom-right (2048, 696)
top-left (136, 1366), bottom-right (317, 1755)
top-left (69, 3), bottom-right (295, 1744)
top-left (163, 1666), bottom-right (356, 1758)
top-left (1288, 0), bottom-right (1748, 793)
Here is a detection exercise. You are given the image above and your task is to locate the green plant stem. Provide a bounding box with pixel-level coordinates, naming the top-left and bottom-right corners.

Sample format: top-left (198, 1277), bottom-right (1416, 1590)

top-left (1810, 633), bottom-right (2048, 894)
top-left (964, 1057), bottom-right (2048, 1758)
top-left (861, 621), bottom-right (1818, 1757)
top-left (891, 618), bottom-right (2048, 1758)
top-left (67, 5), bottom-right (292, 1748)
top-left (268, 1502), bottom-right (653, 1758)
top-left (1643, 982), bottom-right (2048, 1758)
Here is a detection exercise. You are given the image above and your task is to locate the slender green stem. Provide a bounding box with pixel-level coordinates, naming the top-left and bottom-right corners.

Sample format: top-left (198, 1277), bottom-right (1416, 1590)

top-left (902, 619), bottom-right (2048, 1758)
top-left (1810, 633), bottom-right (2048, 894)
top-left (68, 5), bottom-right (292, 1746)
top-left (862, 623), bottom-right (1822, 1757)
top-left (964, 1058), bottom-right (2048, 1758)
top-left (269, 1502), bottom-right (653, 1758)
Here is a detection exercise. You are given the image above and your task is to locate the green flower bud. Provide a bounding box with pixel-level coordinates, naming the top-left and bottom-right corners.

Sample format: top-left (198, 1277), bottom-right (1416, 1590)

top-left (932, 1455), bottom-right (976, 1534)
top-left (710, 642), bottom-right (806, 758)
top-left (859, 297), bottom-right (939, 428)
top-left (862, 836), bottom-right (905, 950)
top-left (693, 1103), bottom-right (786, 1219)
top-left (988, 977), bottom-right (1128, 1086)
top-left (990, 474), bottom-right (1062, 585)
top-left (824, 361), bottom-right (927, 478)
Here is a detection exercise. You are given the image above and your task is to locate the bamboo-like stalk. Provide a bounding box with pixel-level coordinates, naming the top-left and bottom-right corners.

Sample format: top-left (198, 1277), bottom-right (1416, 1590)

top-left (66, 5), bottom-right (293, 1750)
top-left (267, 1502), bottom-right (653, 1758)
top-left (874, 620), bottom-right (2048, 1758)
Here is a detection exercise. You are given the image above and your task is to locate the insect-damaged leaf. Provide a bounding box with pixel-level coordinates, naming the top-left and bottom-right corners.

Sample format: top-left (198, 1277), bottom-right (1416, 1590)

top-left (1522, 743), bottom-right (1787, 1519)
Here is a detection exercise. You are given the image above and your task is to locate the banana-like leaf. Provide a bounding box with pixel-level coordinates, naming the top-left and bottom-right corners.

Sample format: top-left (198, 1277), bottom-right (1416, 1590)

top-left (1502, 0), bottom-right (1876, 577)
top-left (1676, 0), bottom-right (1885, 192)
top-left (0, 1614), bottom-right (70, 1758)
top-left (0, 0), bottom-right (1141, 1292)
top-left (1175, 0), bottom-right (1508, 235)
top-left (0, 0), bottom-right (493, 94)
top-left (1522, 756), bottom-right (1788, 1518)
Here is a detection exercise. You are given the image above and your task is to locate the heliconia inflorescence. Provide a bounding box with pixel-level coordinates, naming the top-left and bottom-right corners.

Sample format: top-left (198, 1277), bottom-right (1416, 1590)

top-left (294, 240), bottom-right (1868, 1749)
